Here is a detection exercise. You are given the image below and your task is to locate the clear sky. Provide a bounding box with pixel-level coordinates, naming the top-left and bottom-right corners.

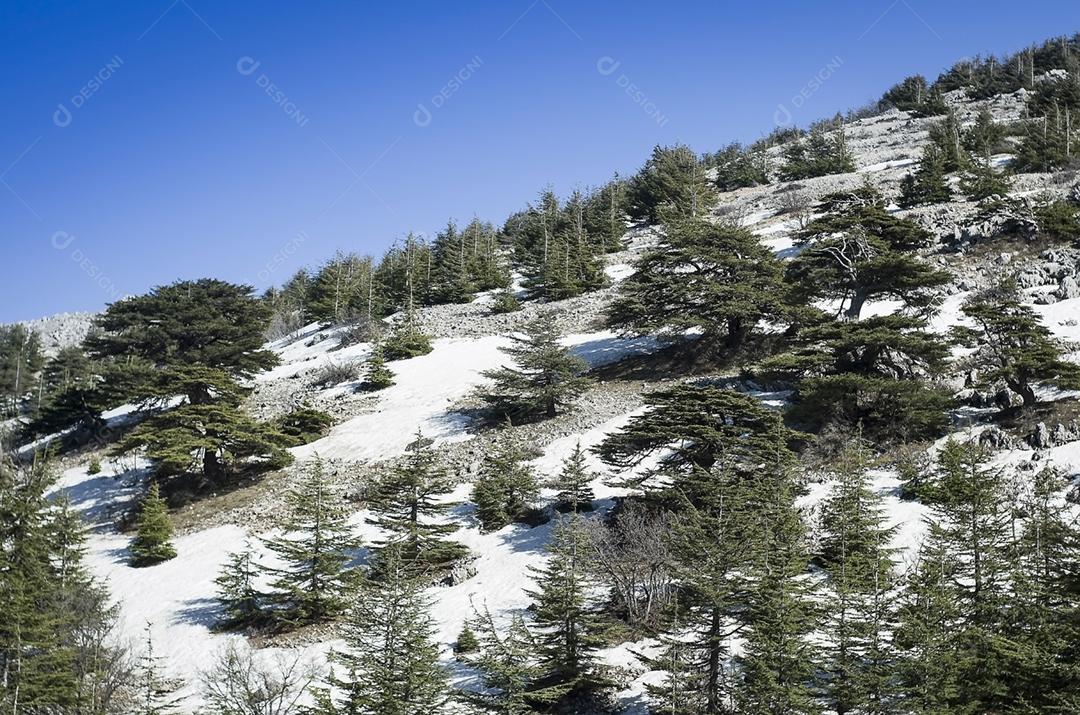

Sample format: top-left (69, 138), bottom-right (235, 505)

top-left (2, 1), bottom-right (1077, 321)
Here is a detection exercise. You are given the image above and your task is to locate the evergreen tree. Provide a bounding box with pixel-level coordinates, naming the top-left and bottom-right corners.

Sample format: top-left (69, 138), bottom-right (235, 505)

top-left (550, 442), bottom-right (595, 513)
top-left (779, 118), bottom-right (855, 180)
top-left (627, 144), bottom-right (716, 223)
top-left (489, 290), bottom-right (522, 315)
top-left (214, 540), bottom-right (268, 629)
top-left (0, 325), bottom-right (44, 416)
top-left (381, 307), bottom-right (434, 362)
top-left (525, 516), bottom-right (610, 710)
top-left (129, 483), bottom-right (177, 567)
top-left (817, 443), bottom-right (899, 715)
top-left (463, 607), bottom-right (543, 715)
top-left (308, 252), bottom-right (381, 325)
top-left (479, 315), bottom-right (590, 421)
top-left (707, 141), bottom-right (769, 192)
top-left (607, 219), bottom-right (789, 352)
top-left (430, 220), bottom-right (477, 304)
top-left (263, 459), bottom-right (360, 625)
top-left (315, 545), bottom-right (450, 715)
top-left (955, 280), bottom-right (1080, 409)
top-left (787, 190), bottom-right (949, 320)
top-left (454, 623), bottom-right (479, 657)
top-left (898, 144), bottom-right (952, 208)
top-left (472, 439), bottom-right (540, 532)
top-left (133, 625), bottom-right (183, 714)
top-left (359, 347), bottom-right (395, 391)
top-left (366, 431), bottom-right (469, 578)
top-left (926, 110), bottom-right (968, 173)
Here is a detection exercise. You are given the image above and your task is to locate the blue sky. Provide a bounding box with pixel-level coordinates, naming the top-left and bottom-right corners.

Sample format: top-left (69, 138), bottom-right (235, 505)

top-left (1, 1), bottom-right (1077, 321)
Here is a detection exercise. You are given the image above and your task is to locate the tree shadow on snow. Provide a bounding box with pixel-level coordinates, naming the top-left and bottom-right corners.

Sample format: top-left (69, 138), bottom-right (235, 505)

top-left (173, 596), bottom-right (222, 628)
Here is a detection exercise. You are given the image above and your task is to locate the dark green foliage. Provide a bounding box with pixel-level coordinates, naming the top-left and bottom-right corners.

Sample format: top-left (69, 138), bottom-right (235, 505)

top-left (926, 111), bottom-right (968, 173)
top-left (0, 324), bottom-right (44, 415)
top-left (899, 145), bottom-right (952, 208)
top-left (366, 432), bottom-right (469, 577)
top-left (705, 141), bottom-right (769, 191)
top-left (550, 442), bottom-right (595, 513)
top-left (308, 251), bottom-right (381, 325)
top-left (479, 315), bottom-right (590, 421)
top-left (582, 175), bottom-right (631, 252)
top-left (314, 545), bottom-right (450, 715)
top-left (818, 443), bottom-right (899, 714)
top-left (214, 540), bottom-right (268, 629)
top-left (607, 219), bottom-right (789, 352)
top-left (382, 315), bottom-right (434, 362)
top-left (489, 289), bottom-right (522, 314)
top-left (779, 118), bottom-right (855, 180)
top-left (879, 74), bottom-right (946, 116)
top-left (462, 607), bottom-right (543, 715)
top-left (129, 482), bottom-right (177, 567)
top-left (360, 347), bottom-right (396, 391)
top-left (262, 459), bottom-right (360, 626)
top-left (454, 623), bottom-right (479, 656)
top-left (274, 407), bottom-right (333, 446)
top-left (1036, 199), bottom-right (1080, 243)
top-left (955, 281), bottom-right (1080, 408)
top-left (472, 439), bottom-right (540, 531)
top-left (115, 403), bottom-right (293, 484)
top-left (87, 457), bottom-right (102, 475)
top-left (525, 515), bottom-right (611, 710)
top-left (430, 218), bottom-right (509, 305)
top-left (627, 144), bottom-right (716, 223)
top-left (788, 190), bottom-right (949, 320)
top-left (958, 159), bottom-right (1011, 201)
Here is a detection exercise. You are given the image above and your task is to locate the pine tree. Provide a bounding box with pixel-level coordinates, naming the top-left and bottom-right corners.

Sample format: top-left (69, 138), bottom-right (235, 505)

top-left (551, 442), bottom-right (595, 513)
top-left (214, 540), bottom-right (267, 629)
top-left (818, 442), bottom-right (899, 715)
top-left (454, 623), bottom-right (479, 657)
top-left (0, 325), bottom-right (44, 416)
top-left (366, 431), bottom-right (469, 578)
top-left (607, 219), bottom-right (789, 352)
top-left (359, 347), bottom-right (395, 391)
top-left (133, 625), bottom-right (183, 714)
top-left (733, 455), bottom-right (820, 715)
top-left (129, 483), bottom-right (177, 567)
top-left (479, 315), bottom-right (590, 421)
top-left (627, 144), bottom-right (716, 223)
top-left (898, 144), bottom-right (952, 208)
top-left (263, 458), bottom-right (360, 625)
top-left (472, 439), bottom-right (540, 532)
top-left (463, 607), bottom-right (543, 715)
top-left (381, 307), bottom-right (434, 362)
top-left (430, 220), bottom-right (477, 304)
top-left (525, 516), bottom-right (610, 710)
top-left (315, 545), bottom-right (450, 715)
top-left (955, 280), bottom-right (1080, 409)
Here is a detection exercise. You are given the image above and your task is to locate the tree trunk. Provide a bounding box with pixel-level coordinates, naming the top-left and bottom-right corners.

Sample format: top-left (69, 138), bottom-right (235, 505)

top-left (844, 291), bottom-right (868, 321)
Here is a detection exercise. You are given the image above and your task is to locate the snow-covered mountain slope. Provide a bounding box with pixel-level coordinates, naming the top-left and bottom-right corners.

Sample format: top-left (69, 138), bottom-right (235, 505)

top-left (34, 84), bottom-right (1080, 712)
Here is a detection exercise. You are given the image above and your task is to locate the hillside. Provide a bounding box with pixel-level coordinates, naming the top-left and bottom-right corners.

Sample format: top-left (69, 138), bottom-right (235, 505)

top-left (5, 33), bottom-right (1080, 715)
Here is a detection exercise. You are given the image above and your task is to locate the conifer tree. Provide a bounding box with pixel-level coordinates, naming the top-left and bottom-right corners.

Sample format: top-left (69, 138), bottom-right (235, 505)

top-left (956, 280), bottom-right (1080, 409)
top-left (525, 516), bottom-right (610, 710)
top-left (551, 442), bottom-right (595, 513)
top-left (463, 607), bottom-right (542, 715)
top-left (430, 220), bottom-right (477, 304)
top-left (472, 439), bottom-right (540, 532)
top-left (818, 442), bottom-right (899, 715)
top-left (133, 625), bottom-right (183, 714)
top-left (927, 110), bottom-right (968, 173)
top-left (627, 144), bottom-right (716, 223)
top-left (366, 431), bottom-right (469, 578)
top-left (263, 458), bottom-right (360, 625)
top-left (780, 118), bottom-right (855, 180)
top-left (454, 623), bottom-right (479, 657)
top-left (315, 545), bottom-right (450, 715)
top-left (899, 144), bottom-right (952, 208)
top-left (130, 483), bottom-right (177, 567)
top-left (479, 315), bottom-right (590, 421)
top-left (607, 219), bottom-right (789, 352)
top-left (214, 540), bottom-right (267, 629)
top-left (359, 348), bottom-right (395, 391)
top-left (381, 307), bottom-right (434, 361)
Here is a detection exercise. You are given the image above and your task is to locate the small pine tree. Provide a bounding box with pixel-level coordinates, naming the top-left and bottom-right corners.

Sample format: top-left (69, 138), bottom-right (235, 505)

top-left (479, 315), bottom-right (590, 421)
top-left (360, 347), bottom-right (395, 391)
top-left (315, 545), bottom-right (450, 714)
top-left (489, 289), bottom-right (522, 315)
top-left (551, 442), bottom-right (595, 513)
top-left (87, 457), bottom-right (102, 475)
top-left (366, 431), bottom-right (469, 578)
top-left (213, 540), bottom-right (267, 629)
top-left (382, 308), bottom-right (433, 361)
top-left (129, 483), bottom-right (177, 567)
top-left (899, 144), bottom-right (952, 208)
top-left (134, 624), bottom-right (184, 714)
top-left (525, 516), bottom-right (610, 710)
top-left (454, 623), bottom-right (480, 657)
top-left (262, 458), bottom-right (360, 625)
top-left (463, 606), bottom-right (543, 715)
top-left (472, 439), bottom-right (540, 531)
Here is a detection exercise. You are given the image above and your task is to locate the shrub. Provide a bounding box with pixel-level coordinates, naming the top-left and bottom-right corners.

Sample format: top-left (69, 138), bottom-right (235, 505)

top-left (87, 458), bottom-right (102, 475)
top-left (382, 327), bottom-right (433, 361)
top-left (311, 360), bottom-right (361, 388)
top-left (1036, 200), bottom-right (1080, 244)
top-left (489, 290), bottom-right (522, 315)
top-left (275, 408), bottom-right (334, 446)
